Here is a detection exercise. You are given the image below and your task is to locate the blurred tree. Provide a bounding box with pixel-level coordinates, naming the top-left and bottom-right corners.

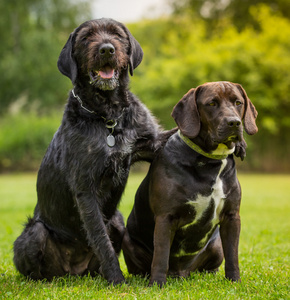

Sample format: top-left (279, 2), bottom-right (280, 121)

top-left (0, 0), bottom-right (91, 114)
top-left (129, 5), bottom-right (290, 171)
top-left (168, 0), bottom-right (290, 32)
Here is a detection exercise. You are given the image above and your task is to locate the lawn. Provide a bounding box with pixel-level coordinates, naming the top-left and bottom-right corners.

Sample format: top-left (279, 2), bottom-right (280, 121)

top-left (0, 171), bottom-right (289, 299)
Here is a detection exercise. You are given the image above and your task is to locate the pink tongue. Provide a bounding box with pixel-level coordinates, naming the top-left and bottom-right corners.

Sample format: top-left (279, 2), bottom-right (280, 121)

top-left (99, 67), bottom-right (114, 79)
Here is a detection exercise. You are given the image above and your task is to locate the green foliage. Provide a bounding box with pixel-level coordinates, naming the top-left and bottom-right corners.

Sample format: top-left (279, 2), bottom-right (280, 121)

top-left (130, 6), bottom-right (290, 133)
top-left (128, 5), bottom-right (290, 171)
top-left (0, 0), bottom-right (91, 113)
top-left (169, 0), bottom-right (290, 31)
top-left (0, 173), bottom-right (289, 299)
top-left (0, 3), bottom-right (289, 172)
top-left (0, 0), bottom-right (91, 171)
top-left (0, 112), bottom-right (62, 171)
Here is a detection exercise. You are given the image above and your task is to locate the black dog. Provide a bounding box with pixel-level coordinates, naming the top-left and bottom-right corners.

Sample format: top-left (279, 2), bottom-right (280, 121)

top-left (122, 81), bottom-right (258, 286)
top-left (13, 18), bottom-right (172, 284)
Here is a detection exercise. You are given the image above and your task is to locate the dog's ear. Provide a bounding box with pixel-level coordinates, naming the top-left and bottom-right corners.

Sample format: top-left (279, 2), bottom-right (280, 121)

top-left (57, 31), bottom-right (78, 84)
top-left (171, 88), bottom-right (201, 139)
top-left (122, 25), bottom-right (143, 76)
top-left (235, 83), bottom-right (258, 135)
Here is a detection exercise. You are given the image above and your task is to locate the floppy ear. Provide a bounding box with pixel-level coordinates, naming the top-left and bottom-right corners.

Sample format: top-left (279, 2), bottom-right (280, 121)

top-left (122, 25), bottom-right (143, 76)
top-left (57, 31), bottom-right (78, 84)
top-left (235, 83), bottom-right (258, 135)
top-left (171, 88), bottom-right (201, 139)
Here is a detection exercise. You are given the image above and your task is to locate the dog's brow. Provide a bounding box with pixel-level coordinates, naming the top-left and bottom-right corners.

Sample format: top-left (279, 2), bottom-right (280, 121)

top-left (114, 27), bottom-right (127, 38)
top-left (218, 82), bottom-right (226, 93)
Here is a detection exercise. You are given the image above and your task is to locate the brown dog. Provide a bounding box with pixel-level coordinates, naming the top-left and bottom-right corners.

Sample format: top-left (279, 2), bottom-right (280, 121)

top-left (122, 81), bottom-right (258, 286)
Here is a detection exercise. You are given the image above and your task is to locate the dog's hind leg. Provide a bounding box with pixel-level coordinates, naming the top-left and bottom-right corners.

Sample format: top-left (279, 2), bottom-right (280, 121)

top-left (122, 229), bottom-right (152, 276)
top-left (13, 218), bottom-right (49, 280)
top-left (189, 227), bottom-right (224, 273)
top-left (107, 210), bottom-right (125, 255)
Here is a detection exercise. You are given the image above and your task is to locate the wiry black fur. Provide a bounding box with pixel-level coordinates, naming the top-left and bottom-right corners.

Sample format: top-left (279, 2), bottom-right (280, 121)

top-left (13, 18), bottom-right (174, 284)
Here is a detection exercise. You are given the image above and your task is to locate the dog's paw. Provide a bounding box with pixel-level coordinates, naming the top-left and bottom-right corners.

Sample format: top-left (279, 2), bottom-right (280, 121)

top-left (108, 275), bottom-right (126, 286)
top-left (225, 272), bottom-right (241, 283)
top-left (154, 128), bottom-right (178, 152)
top-left (148, 277), bottom-right (166, 288)
top-left (104, 268), bottom-right (126, 286)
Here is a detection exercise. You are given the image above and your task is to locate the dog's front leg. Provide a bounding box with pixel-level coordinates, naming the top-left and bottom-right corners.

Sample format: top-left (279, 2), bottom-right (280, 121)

top-left (132, 128), bottom-right (178, 163)
top-left (220, 211), bottom-right (241, 282)
top-left (150, 215), bottom-right (173, 287)
top-left (76, 194), bottom-right (125, 285)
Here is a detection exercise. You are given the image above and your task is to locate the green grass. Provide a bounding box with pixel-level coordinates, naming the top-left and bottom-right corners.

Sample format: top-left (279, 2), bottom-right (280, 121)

top-left (0, 172), bottom-right (289, 299)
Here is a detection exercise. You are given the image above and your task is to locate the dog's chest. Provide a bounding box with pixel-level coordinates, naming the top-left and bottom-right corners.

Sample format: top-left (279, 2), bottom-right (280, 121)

top-left (187, 162), bottom-right (226, 227)
top-left (173, 159), bottom-right (227, 256)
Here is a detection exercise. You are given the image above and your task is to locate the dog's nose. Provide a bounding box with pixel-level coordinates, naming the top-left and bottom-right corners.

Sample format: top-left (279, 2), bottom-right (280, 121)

top-left (99, 43), bottom-right (115, 56)
top-left (227, 118), bottom-right (241, 128)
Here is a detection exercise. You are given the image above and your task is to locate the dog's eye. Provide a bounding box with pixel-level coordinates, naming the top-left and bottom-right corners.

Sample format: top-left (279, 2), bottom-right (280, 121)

top-left (208, 101), bottom-right (217, 107)
top-left (235, 100), bottom-right (243, 106)
top-left (114, 32), bottom-right (125, 40)
top-left (115, 36), bottom-right (123, 42)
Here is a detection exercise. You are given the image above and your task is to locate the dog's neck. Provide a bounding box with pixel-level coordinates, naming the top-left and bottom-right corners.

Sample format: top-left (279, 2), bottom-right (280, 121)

top-left (71, 88), bottom-right (127, 119)
top-left (71, 81), bottom-right (130, 117)
top-left (178, 130), bottom-right (235, 160)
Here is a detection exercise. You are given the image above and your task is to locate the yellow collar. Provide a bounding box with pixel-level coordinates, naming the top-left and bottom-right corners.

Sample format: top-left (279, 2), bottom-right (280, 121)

top-left (178, 130), bottom-right (235, 160)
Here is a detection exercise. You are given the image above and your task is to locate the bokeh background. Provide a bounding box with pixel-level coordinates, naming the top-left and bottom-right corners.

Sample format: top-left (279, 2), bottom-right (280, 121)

top-left (0, 0), bottom-right (289, 172)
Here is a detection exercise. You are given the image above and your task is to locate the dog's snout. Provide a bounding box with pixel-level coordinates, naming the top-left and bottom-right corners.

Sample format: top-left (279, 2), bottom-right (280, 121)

top-left (99, 43), bottom-right (115, 56)
top-left (227, 118), bottom-right (241, 128)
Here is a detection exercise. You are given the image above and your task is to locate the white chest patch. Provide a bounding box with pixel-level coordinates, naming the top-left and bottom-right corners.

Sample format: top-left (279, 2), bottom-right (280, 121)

top-left (173, 159), bottom-right (228, 258)
top-left (184, 159), bottom-right (227, 229)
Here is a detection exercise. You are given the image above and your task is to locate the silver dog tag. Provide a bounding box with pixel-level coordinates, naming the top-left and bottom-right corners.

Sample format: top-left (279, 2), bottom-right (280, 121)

top-left (107, 134), bottom-right (115, 147)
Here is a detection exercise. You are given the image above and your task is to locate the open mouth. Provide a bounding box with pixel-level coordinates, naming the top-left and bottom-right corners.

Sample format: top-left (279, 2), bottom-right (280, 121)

top-left (89, 65), bottom-right (117, 80)
top-left (89, 65), bottom-right (120, 90)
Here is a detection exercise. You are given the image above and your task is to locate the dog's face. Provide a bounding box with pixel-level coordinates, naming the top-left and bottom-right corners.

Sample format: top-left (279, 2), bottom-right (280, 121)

top-left (196, 82), bottom-right (247, 149)
top-left (57, 18), bottom-right (143, 90)
top-left (74, 21), bottom-right (130, 90)
top-left (172, 81), bottom-right (258, 151)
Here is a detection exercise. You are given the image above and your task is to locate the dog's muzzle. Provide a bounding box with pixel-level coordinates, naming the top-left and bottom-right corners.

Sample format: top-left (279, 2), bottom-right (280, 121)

top-left (89, 67), bottom-right (120, 91)
top-left (89, 43), bottom-right (120, 90)
top-left (213, 117), bottom-right (243, 149)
